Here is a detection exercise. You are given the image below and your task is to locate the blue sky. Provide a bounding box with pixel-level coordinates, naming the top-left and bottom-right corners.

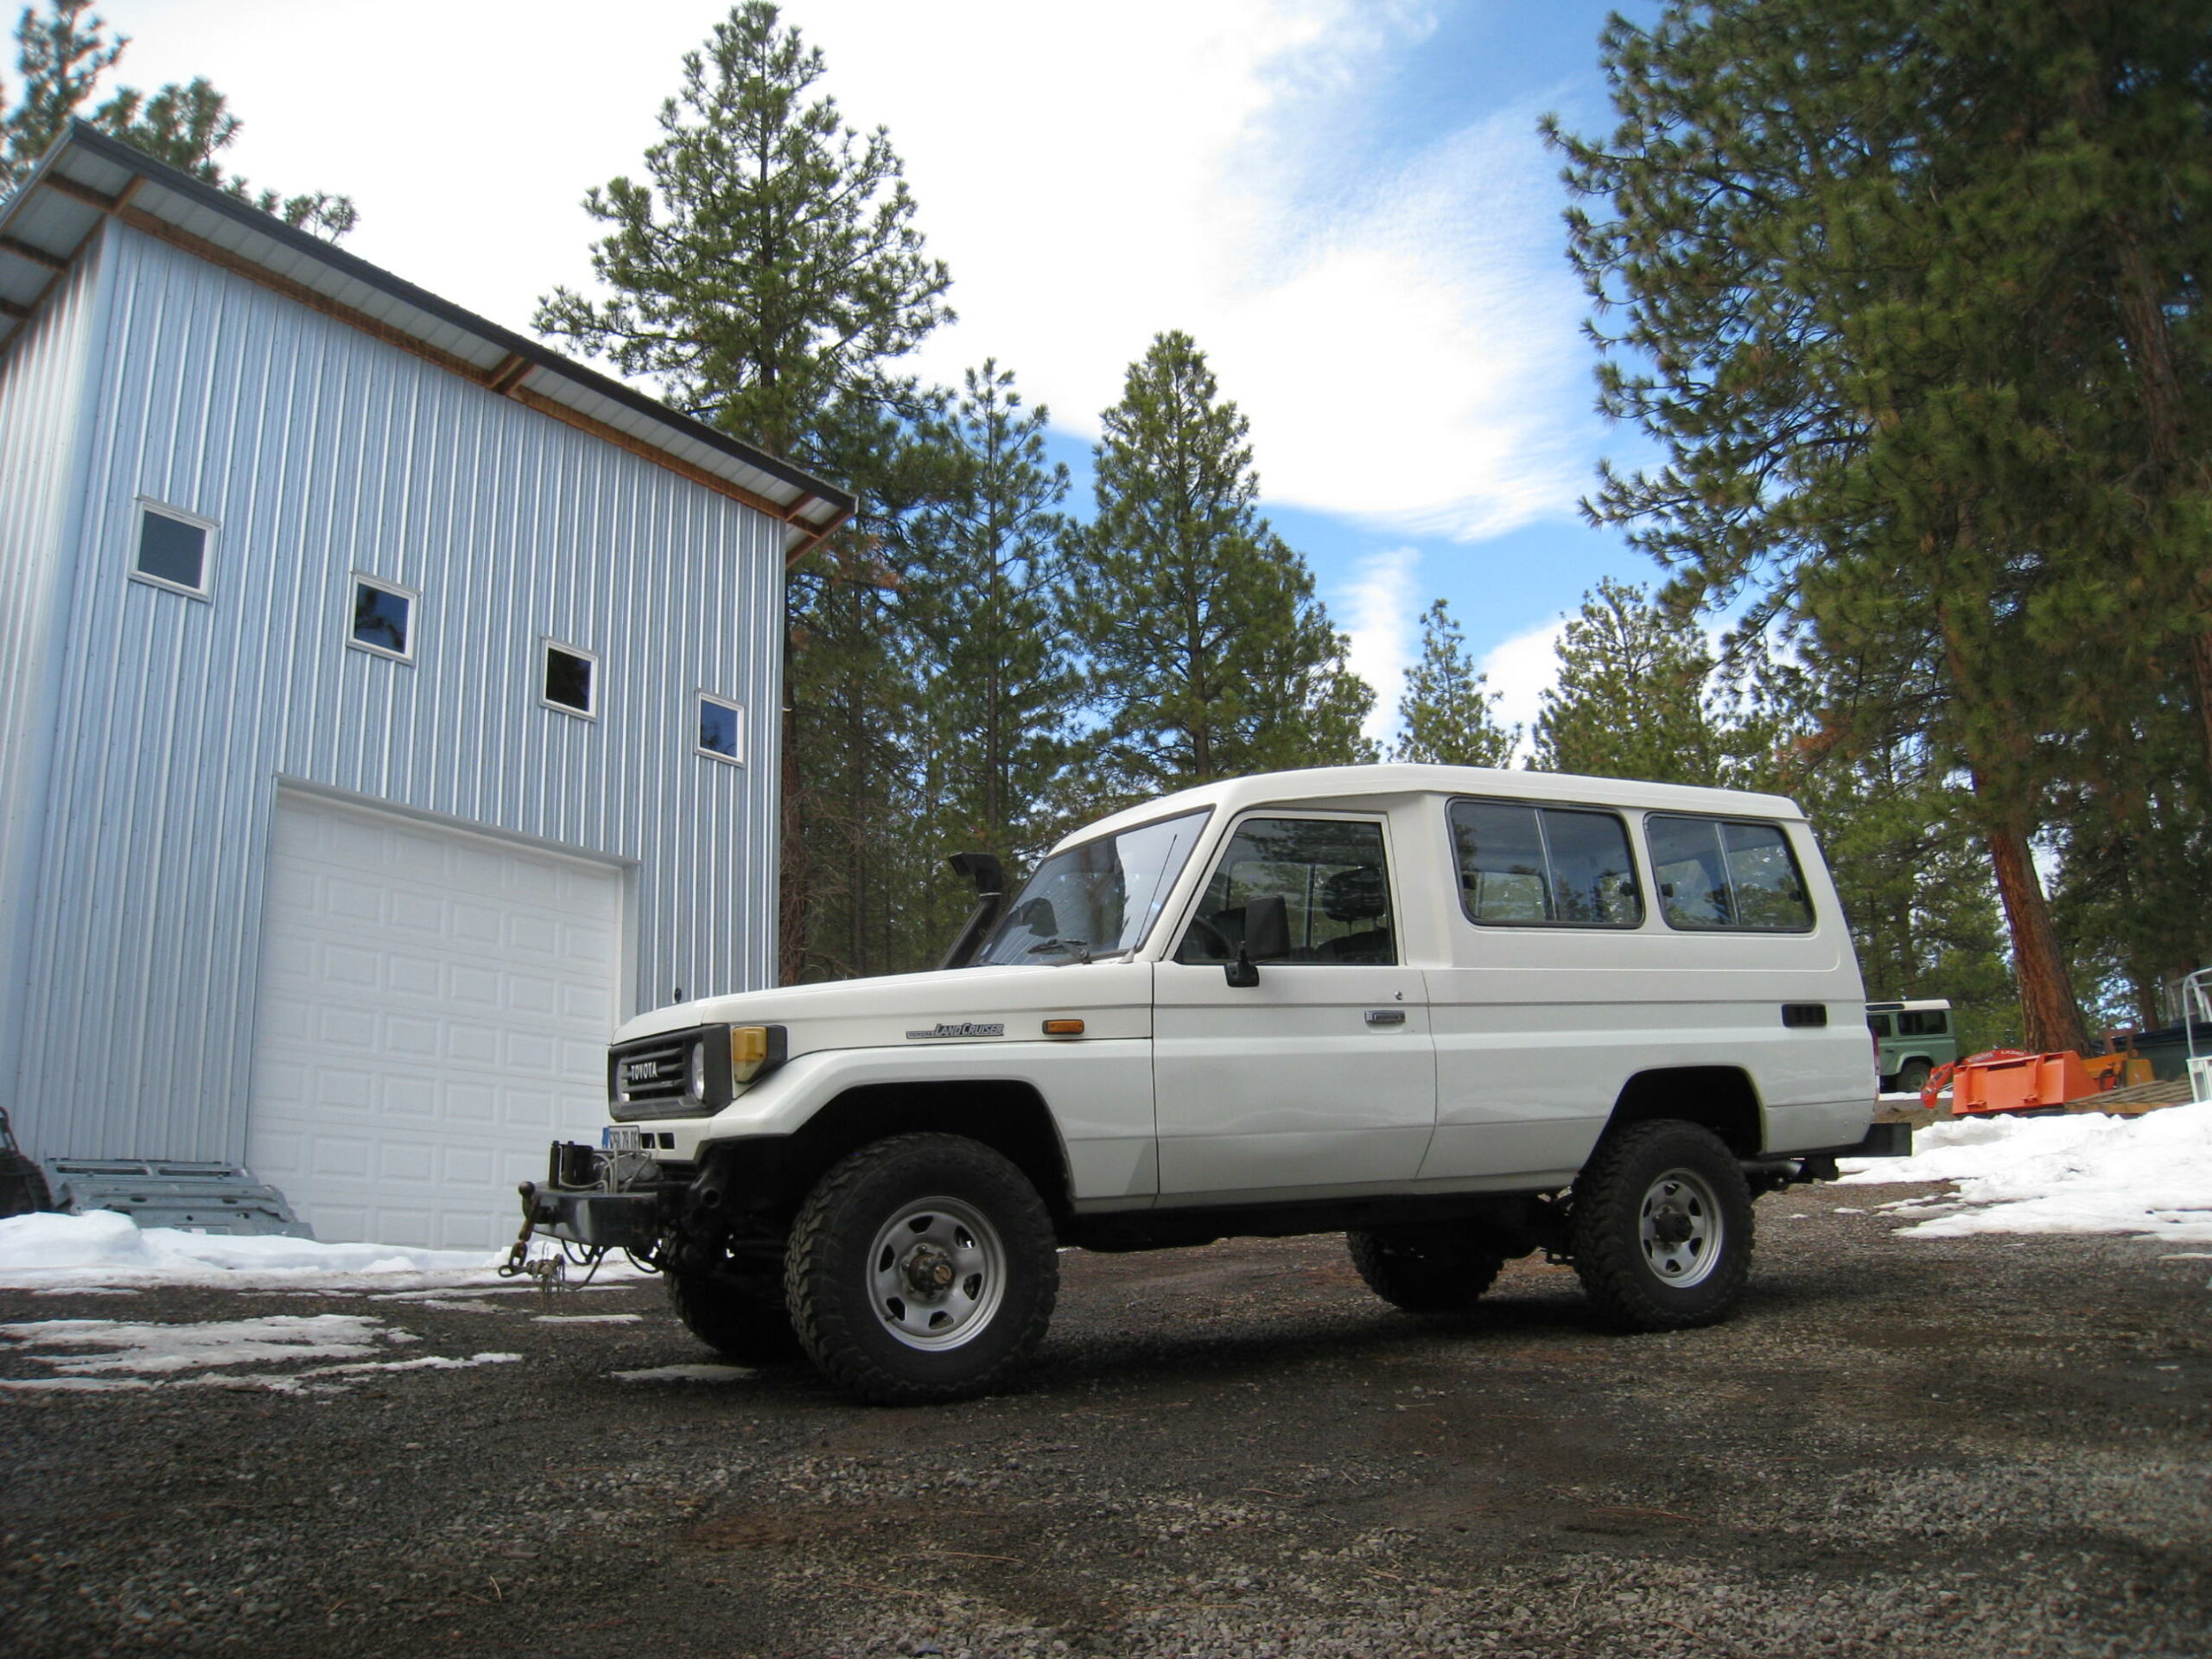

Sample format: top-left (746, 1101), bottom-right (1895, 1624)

top-left (95, 0), bottom-right (1666, 742)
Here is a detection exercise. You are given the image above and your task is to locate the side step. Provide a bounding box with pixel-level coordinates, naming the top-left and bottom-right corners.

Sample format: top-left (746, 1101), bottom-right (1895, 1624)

top-left (39, 1159), bottom-right (313, 1236)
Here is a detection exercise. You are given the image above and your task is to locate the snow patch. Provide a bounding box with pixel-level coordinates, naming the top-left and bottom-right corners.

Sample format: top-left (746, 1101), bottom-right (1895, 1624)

top-left (0, 1210), bottom-right (652, 1292)
top-left (0, 1313), bottom-right (389, 1374)
top-left (0, 1312), bottom-right (524, 1395)
top-left (610, 1363), bottom-right (756, 1384)
top-left (1839, 1100), bottom-right (2212, 1243)
top-left (531, 1313), bottom-right (643, 1325)
top-left (189, 1352), bottom-right (526, 1395)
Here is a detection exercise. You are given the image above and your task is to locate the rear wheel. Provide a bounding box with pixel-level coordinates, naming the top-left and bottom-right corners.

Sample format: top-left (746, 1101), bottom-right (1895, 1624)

top-left (1895, 1058), bottom-right (1932, 1096)
top-left (665, 1265), bottom-right (803, 1364)
top-left (785, 1134), bottom-right (1058, 1405)
top-left (1570, 1120), bottom-right (1752, 1332)
top-left (1346, 1224), bottom-right (1505, 1313)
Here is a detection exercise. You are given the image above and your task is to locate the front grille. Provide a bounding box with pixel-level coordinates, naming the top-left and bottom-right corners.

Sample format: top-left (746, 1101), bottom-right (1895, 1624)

top-left (607, 1025), bottom-right (730, 1122)
top-left (610, 1033), bottom-right (691, 1113)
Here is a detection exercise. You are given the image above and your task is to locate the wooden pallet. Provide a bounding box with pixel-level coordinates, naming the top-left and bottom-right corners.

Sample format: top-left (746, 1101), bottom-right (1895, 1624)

top-left (1873, 1076), bottom-right (2196, 1127)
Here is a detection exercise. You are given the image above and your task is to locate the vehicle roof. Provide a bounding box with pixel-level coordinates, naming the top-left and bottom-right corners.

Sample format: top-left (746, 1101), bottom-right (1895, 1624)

top-left (1866, 999), bottom-right (1953, 1013)
top-left (1056, 764), bottom-right (1809, 853)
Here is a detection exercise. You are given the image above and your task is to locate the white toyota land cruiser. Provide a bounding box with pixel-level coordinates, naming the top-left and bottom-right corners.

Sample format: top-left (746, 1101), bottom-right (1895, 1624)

top-left (513, 765), bottom-right (1905, 1404)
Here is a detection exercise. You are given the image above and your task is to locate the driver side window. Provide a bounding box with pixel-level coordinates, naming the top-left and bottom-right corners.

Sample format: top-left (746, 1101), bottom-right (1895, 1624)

top-left (1174, 817), bottom-right (1395, 966)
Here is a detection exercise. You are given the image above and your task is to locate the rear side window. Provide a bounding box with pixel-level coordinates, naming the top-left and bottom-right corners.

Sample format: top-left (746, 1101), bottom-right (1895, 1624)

top-left (1897, 1008), bottom-right (1949, 1037)
top-left (1450, 800), bottom-right (1642, 928)
top-left (1646, 815), bottom-right (1815, 932)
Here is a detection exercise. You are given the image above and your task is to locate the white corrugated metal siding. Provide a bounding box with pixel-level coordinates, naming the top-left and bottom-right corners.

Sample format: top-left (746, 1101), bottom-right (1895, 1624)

top-left (8, 220), bottom-right (785, 1166)
top-left (0, 243), bottom-right (111, 1119)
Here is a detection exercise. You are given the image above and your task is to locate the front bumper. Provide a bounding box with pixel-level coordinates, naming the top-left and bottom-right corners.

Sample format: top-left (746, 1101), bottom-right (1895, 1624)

top-left (520, 1141), bottom-right (693, 1255)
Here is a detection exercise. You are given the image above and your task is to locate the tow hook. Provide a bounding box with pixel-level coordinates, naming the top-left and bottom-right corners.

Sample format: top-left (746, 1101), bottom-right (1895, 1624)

top-left (497, 1181), bottom-right (569, 1299)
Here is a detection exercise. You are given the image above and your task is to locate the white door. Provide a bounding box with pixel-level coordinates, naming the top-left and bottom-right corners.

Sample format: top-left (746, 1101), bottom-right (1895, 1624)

top-left (245, 791), bottom-right (626, 1249)
top-left (1152, 814), bottom-right (1434, 1198)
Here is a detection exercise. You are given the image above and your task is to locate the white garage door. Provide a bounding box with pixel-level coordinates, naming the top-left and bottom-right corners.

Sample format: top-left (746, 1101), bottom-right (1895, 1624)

top-left (245, 791), bottom-right (626, 1249)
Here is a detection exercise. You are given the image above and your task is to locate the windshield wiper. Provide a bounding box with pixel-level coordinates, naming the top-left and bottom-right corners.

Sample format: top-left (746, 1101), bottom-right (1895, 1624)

top-left (1026, 937), bottom-right (1092, 963)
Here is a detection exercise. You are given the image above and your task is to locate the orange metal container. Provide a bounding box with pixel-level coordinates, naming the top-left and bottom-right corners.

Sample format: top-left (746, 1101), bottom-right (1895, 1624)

top-left (1951, 1049), bottom-right (2103, 1116)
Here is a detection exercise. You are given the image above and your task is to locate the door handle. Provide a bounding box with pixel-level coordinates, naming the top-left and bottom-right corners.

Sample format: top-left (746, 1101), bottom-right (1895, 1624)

top-left (1364, 1009), bottom-right (1407, 1027)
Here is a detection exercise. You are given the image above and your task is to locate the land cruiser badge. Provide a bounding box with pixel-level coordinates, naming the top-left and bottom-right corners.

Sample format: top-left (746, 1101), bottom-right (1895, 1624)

top-left (906, 1021), bottom-right (1005, 1040)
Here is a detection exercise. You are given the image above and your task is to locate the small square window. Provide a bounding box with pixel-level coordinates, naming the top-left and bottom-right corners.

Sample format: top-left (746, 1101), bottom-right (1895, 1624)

top-left (350, 575), bottom-right (416, 662)
top-left (697, 692), bottom-right (744, 764)
top-left (132, 501), bottom-right (213, 595)
top-left (543, 640), bottom-right (596, 718)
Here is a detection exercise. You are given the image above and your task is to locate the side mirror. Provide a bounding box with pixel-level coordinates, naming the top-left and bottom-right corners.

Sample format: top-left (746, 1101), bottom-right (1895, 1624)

top-left (1224, 894), bottom-right (1290, 988)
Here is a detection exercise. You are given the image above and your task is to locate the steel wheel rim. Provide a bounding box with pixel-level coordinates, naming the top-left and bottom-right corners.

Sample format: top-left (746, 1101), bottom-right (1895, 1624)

top-left (1637, 1166), bottom-right (1724, 1287)
top-left (866, 1195), bottom-right (1007, 1351)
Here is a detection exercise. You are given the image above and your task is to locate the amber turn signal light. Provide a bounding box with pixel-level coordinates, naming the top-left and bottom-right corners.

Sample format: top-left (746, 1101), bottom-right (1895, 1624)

top-left (729, 1024), bottom-right (785, 1081)
top-left (1042, 1019), bottom-right (1085, 1037)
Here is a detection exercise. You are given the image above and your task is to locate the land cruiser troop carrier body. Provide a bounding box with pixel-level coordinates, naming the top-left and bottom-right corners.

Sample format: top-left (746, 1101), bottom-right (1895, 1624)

top-left (514, 765), bottom-right (1903, 1402)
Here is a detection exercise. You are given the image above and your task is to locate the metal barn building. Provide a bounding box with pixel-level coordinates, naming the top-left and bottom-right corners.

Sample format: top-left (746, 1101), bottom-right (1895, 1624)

top-left (0, 125), bottom-right (851, 1247)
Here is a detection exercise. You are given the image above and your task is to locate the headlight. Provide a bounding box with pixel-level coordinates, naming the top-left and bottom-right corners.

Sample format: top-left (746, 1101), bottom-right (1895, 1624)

top-left (686, 1041), bottom-right (707, 1101)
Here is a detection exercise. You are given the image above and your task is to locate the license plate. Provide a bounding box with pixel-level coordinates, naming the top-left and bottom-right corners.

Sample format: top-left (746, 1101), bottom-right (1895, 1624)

top-left (601, 1127), bottom-right (647, 1152)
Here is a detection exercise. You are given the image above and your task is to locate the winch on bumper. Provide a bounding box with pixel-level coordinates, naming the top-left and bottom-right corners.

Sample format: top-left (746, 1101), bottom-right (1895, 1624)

top-left (515, 1136), bottom-right (695, 1257)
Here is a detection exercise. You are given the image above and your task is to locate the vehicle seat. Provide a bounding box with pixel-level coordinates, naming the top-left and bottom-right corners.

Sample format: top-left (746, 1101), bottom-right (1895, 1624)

top-left (1315, 866), bottom-right (1392, 964)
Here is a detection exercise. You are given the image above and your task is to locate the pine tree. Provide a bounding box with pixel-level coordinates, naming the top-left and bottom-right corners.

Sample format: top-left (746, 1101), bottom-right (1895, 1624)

top-left (1531, 580), bottom-right (1729, 785)
top-left (533, 1), bottom-right (947, 463)
top-left (537, 2), bottom-right (955, 983)
top-left (905, 360), bottom-right (1080, 913)
top-left (1543, 0), bottom-right (2212, 1050)
top-left (1071, 331), bottom-right (1373, 798)
top-left (1739, 652), bottom-right (2019, 1052)
top-left (1391, 600), bottom-right (1516, 766)
top-left (2, 0), bottom-right (355, 236)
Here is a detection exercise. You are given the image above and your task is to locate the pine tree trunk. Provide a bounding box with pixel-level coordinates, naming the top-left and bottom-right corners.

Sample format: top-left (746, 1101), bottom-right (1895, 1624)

top-left (1940, 592), bottom-right (2087, 1057)
top-left (1982, 818), bottom-right (2086, 1055)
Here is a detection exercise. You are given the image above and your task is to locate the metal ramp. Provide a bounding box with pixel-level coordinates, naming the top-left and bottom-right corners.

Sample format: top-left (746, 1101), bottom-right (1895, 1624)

top-left (40, 1159), bottom-right (313, 1236)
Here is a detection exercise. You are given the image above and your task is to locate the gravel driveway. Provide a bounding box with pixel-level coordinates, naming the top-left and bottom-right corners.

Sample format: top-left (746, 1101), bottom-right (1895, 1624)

top-left (4, 1182), bottom-right (2208, 1658)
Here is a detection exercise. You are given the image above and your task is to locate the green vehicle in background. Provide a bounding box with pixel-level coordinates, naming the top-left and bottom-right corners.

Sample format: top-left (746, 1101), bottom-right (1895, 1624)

top-left (1866, 1000), bottom-right (1957, 1094)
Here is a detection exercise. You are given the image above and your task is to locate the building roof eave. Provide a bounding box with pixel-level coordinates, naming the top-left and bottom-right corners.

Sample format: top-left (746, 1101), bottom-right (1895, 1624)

top-left (0, 123), bottom-right (856, 560)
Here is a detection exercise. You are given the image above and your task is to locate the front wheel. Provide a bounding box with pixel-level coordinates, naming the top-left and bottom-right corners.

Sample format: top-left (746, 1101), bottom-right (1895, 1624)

top-left (785, 1134), bottom-right (1058, 1405)
top-left (1569, 1120), bottom-right (1753, 1332)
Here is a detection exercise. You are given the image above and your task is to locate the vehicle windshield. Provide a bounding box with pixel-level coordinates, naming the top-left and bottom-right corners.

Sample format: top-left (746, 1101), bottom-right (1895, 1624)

top-left (973, 810), bottom-right (1211, 965)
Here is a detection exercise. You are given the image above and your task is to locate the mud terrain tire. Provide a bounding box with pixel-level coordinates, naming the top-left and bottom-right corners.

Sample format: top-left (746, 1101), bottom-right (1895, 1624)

top-left (785, 1134), bottom-right (1058, 1405)
top-left (1571, 1120), bottom-right (1753, 1332)
top-left (1346, 1224), bottom-right (1505, 1313)
top-left (666, 1267), bottom-right (804, 1364)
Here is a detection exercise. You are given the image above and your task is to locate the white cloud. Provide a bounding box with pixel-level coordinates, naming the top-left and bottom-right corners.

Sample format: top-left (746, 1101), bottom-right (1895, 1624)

top-left (1478, 617), bottom-right (1566, 747)
top-left (109, 2), bottom-right (1595, 544)
top-left (803, 3), bottom-right (1595, 542)
top-left (1332, 546), bottom-right (1422, 745)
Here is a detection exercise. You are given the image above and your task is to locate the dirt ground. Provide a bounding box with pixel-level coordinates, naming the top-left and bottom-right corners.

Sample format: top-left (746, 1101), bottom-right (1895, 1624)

top-left (4, 1181), bottom-right (2209, 1659)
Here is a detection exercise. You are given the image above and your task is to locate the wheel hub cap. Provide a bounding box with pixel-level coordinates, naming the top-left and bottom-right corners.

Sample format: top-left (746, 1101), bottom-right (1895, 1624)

top-left (1637, 1167), bottom-right (1724, 1288)
top-left (867, 1196), bottom-right (1007, 1351)
top-left (901, 1243), bottom-right (958, 1298)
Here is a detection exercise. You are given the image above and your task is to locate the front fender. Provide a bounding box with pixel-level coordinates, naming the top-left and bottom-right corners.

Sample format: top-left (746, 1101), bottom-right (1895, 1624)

top-left (607, 1039), bottom-right (1159, 1204)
